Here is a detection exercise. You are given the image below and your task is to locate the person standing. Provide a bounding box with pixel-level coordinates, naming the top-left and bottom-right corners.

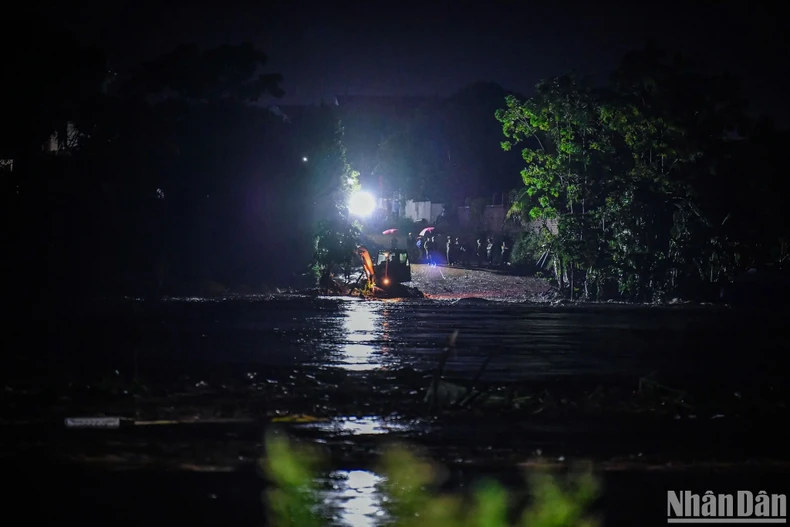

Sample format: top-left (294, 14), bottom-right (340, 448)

top-left (501, 240), bottom-right (511, 267)
top-left (424, 236), bottom-right (434, 264)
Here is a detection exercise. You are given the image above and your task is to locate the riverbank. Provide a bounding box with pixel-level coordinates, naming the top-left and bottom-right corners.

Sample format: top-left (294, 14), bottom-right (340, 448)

top-left (407, 263), bottom-right (787, 309)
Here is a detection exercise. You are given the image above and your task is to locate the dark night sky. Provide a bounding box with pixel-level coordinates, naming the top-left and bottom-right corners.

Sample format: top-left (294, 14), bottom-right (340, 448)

top-left (31, 0), bottom-right (789, 124)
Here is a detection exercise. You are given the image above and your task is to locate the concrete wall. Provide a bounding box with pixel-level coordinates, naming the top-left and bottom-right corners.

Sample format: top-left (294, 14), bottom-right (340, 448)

top-left (430, 203), bottom-right (445, 223)
top-left (404, 200), bottom-right (443, 223)
top-left (484, 205), bottom-right (506, 231)
top-left (408, 198), bottom-right (558, 236)
top-left (456, 204), bottom-right (509, 232)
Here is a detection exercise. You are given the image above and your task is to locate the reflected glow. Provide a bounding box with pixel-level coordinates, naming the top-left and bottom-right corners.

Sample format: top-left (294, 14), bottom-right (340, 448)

top-left (345, 303), bottom-right (378, 343)
top-left (298, 416), bottom-right (411, 436)
top-left (338, 345), bottom-right (379, 371)
top-left (338, 302), bottom-right (380, 370)
top-left (335, 301), bottom-right (394, 371)
top-left (324, 470), bottom-right (386, 527)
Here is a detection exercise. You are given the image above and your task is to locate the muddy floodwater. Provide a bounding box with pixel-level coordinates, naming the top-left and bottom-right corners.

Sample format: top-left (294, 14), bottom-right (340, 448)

top-left (3, 295), bottom-right (789, 526)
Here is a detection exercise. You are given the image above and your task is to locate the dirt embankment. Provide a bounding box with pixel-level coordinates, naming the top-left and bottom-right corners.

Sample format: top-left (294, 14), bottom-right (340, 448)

top-left (407, 263), bottom-right (555, 301)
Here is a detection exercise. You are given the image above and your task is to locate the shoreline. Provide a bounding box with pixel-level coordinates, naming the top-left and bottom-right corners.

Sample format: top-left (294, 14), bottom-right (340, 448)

top-left (20, 263), bottom-right (775, 309)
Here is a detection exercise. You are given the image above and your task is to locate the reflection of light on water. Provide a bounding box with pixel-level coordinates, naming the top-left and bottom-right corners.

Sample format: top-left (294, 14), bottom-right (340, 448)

top-left (298, 416), bottom-right (411, 435)
top-left (337, 302), bottom-right (382, 371)
top-left (345, 303), bottom-right (378, 343)
top-left (324, 470), bottom-right (386, 527)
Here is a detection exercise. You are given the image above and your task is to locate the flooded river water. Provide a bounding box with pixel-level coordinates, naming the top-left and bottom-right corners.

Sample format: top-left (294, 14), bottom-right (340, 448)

top-left (5, 296), bottom-right (790, 526)
top-left (13, 295), bottom-right (790, 385)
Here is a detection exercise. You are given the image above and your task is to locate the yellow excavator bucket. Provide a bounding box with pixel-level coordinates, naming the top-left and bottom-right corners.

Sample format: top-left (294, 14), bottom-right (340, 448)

top-left (357, 246), bottom-right (376, 285)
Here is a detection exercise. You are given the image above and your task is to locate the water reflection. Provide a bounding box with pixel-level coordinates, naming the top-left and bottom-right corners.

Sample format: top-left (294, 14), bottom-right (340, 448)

top-left (336, 301), bottom-right (391, 371)
top-left (298, 416), bottom-right (414, 436)
top-left (323, 470), bottom-right (386, 527)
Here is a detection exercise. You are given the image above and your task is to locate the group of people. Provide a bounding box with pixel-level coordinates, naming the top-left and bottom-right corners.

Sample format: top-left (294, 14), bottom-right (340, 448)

top-left (401, 232), bottom-right (511, 267)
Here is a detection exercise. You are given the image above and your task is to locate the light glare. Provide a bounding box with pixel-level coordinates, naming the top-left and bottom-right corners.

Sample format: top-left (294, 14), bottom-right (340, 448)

top-left (348, 191), bottom-right (375, 217)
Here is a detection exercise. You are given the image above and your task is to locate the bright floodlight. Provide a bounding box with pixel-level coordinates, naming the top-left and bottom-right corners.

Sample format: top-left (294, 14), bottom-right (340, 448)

top-left (302, 156), bottom-right (308, 162)
top-left (348, 190), bottom-right (375, 217)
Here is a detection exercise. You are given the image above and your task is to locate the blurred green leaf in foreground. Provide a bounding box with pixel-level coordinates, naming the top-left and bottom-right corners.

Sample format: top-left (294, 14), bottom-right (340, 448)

top-left (262, 433), bottom-right (600, 527)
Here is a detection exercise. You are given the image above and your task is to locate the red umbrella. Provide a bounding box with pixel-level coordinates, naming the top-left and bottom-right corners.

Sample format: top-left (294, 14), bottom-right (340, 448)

top-left (419, 227), bottom-right (435, 236)
top-left (382, 228), bottom-right (398, 235)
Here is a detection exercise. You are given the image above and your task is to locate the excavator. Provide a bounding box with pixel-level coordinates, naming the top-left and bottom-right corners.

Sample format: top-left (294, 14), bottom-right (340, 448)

top-left (356, 246), bottom-right (412, 294)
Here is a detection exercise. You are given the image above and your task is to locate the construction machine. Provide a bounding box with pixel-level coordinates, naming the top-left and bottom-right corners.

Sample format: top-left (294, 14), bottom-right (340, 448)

top-left (356, 246), bottom-right (412, 291)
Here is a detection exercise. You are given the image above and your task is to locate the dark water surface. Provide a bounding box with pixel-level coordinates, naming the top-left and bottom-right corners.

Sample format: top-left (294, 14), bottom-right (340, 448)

top-left (13, 295), bottom-right (789, 387)
top-left (6, 296), bottom-right (790, 526)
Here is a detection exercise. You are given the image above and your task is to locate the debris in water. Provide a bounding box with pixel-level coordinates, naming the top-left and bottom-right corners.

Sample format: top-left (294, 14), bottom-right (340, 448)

top-left (65, 417), bottom-right (121, 429)
top-left (423, 380), bottom-right (467, 406)
top-left (271, 414), bottom-right (328, 423)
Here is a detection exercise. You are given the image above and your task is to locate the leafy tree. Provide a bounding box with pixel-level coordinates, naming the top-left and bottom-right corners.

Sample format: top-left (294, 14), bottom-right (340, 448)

top-left (603, 45), bottom-right (746, 297)
top-left (497, 44), bottom-right (756, 301)
top-left (497, 75), bottom-right (606, 220)
top-left (496, 75), bottom-right (610, 295)
top-left (305, 115), bottom-right (361, 279)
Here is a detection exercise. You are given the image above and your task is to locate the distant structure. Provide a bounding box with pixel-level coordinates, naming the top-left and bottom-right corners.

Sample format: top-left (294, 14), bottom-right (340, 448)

top-left (42, 122), bottom-right (82, 154)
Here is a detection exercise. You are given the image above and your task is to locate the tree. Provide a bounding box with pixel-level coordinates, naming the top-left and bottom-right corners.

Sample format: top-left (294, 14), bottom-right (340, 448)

top-left (0, 15), bottom-right (108, 167)
top-left (496, 75), bottom-right (610, 296)
top-left (603, 45), bottom-right (746, 297)
top-left (496, 44), bottom-right (754, 301)
top-left (104, 42), bottom-right (288, 291)
top-left (1, 16), bottom-right (112, 301)
top-left (304, 113), bottom-right (362, 279)
top-left (121, 42), bottom-right (284, 102)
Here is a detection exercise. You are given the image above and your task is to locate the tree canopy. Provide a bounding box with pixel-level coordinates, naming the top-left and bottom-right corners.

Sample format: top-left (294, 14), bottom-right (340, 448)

top-left (497, 44), bottom-right (788, 301)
